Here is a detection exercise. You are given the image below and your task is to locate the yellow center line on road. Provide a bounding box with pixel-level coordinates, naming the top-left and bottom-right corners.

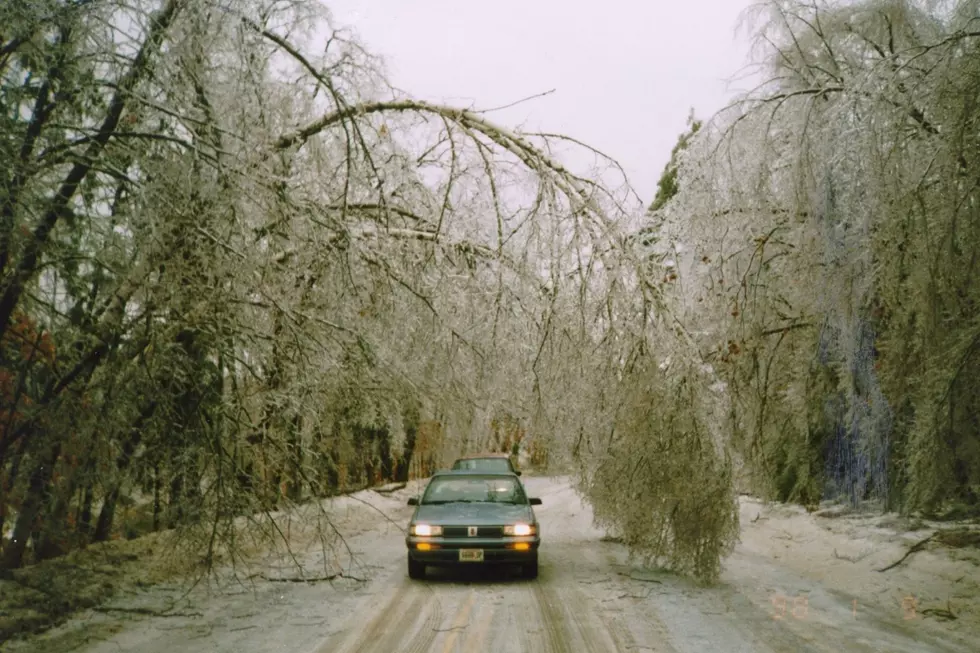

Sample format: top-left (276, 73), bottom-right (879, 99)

top-left (460, 595), bottom-right (497, 651)
top-left (438, 588), bottom-right (477, 653)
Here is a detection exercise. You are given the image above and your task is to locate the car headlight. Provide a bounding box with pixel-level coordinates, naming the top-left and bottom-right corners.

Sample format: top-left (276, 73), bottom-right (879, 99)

top-left (504, 523), bottom-right (534, 536)
top-left (412, 524), bottom-right (442, 536)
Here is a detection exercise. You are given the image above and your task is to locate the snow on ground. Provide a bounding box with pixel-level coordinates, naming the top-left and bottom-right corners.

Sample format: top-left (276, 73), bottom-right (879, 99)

top-left (0, 480), bottom-right (428, 651)
top-left (733, 496), bottom-right (980, 643)
top-left (3, 476), bottom-right (978, 652)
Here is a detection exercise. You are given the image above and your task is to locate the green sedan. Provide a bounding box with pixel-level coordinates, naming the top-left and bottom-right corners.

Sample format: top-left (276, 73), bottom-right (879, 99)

top-left (405, 470), bottom-right (542, 580)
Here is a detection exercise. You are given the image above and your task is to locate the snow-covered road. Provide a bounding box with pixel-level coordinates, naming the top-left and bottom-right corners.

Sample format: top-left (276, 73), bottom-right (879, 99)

top-left (9, 476), bottom-right (976, 653)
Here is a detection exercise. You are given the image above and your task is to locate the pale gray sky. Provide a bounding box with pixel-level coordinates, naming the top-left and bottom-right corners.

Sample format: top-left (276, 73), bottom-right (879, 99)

top-left (326, 0), bottom-right (758, 207)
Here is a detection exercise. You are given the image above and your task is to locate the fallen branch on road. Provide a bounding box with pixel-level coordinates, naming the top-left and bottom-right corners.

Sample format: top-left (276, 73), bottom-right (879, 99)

top-left (433, 624), bottom-right (468, 633)
top-left (921, 601), bottom-right (957, 621)
top-left (340, 493), bottom-right (408, 533)
top-left (373, 482), bottom-right (407, 494)
top-left (813, 506), bottom-right (852, 519)
top-left (875, 533), bottom-right (935, 572)
top-left (251, 571), bottom-right (367, 583)
top-left (773, 530), bottom-right (808, 542)
top-left (617, 588), bottom-right (654, 600)
top-left (617, 571), bottom-right (663, 583)
top-left (93, 606), bottom-right (203, 618)
top-left (833, 547), bottom-right (872, 563)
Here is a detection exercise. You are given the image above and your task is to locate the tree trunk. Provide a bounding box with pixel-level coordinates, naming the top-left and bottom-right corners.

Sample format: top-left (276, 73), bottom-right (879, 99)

top-left (168, 464), bottom-right (184, 528)
top-left (93, 439), bottom-right (140, 541)
top-left (1, 442), bottom-right (61, 569)
top-left (92, 400), bottom-right (154, 541)
top-left (78, 481), bottom-right (94, 537)
top-left (286, 413), bottom-right (303, 502)
top-left (0, 439), bottom-right (29, 549)
top-left (93, 486), bottom-right (121, 542)
top-left (397, 406), bottom-right (419, 483)
top-left (152, 462), bottom-right (161, 531)
top-left (379, 427), bottom-right (393, 483)
top-left (263, 310), bottom-right (287, 507)
top-left (34, 492), bottom-right (72, 561)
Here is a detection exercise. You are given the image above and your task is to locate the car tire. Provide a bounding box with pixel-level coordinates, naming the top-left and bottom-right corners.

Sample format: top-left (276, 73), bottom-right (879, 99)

top-left (522, 555), bottom-right (538, 580)
top-left (407, 554), bottom-right (426, 580)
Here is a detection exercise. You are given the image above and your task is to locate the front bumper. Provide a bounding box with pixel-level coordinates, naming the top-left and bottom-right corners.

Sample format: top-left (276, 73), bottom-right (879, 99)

top-left (405, 536), bottom-right (540, 565)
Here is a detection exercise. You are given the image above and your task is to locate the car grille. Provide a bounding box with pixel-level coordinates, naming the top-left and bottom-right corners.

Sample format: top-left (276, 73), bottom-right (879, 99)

top-left (442, 526), bottom-right (504, 538)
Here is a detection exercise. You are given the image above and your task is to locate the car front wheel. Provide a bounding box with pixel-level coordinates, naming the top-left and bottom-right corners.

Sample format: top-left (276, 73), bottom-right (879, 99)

top-left (522, 554), bottom-right (538, 580)
top-left (407, 554), bottom-right (426, 580)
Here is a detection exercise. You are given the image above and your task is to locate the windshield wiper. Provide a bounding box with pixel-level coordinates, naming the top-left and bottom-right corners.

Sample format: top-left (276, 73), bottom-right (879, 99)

top-left (425, 499), bottom-right (476, 505)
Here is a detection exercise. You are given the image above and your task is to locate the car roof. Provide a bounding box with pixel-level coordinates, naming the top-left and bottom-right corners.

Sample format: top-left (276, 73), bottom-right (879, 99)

top-left (454, 453), bottom-right (511, 460)
top-left (432, 469), bottom-right (519, 478)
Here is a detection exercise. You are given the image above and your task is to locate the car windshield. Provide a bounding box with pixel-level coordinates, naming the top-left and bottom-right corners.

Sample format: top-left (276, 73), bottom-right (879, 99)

top-left (422, 475), bottom-right (526, 505)
top-left (452, 458), bottom-right (512, 472)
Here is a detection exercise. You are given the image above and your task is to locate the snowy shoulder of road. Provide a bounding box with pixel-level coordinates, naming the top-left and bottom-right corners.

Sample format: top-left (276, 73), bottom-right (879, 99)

top-left (5, 476), bottom-right (979, 653)
top-left (732, 495), bottom-right (980, 645)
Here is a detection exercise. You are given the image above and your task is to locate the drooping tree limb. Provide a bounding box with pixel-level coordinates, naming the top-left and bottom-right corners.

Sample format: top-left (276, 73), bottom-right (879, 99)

top-left (0, 0), bottom-right (184, 339)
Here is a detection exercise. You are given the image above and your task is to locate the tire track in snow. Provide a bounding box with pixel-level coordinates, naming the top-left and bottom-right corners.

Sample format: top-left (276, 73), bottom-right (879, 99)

top-left (529, 552), bottom-right (626, 653)
top-left (601, 609), bottom-right (642, 652)
top-left (537, 536), bottom-right (672, 653)
top-left (512, 581), bottom-right (550, 651)
top-left (578, 539), bottom-right (674, 652)
top-left (361, 589), bottom-right (427, 653)
top-left (317, 577), bottom-right (423, 653)
top-left (538, 566), bottom-right (640, 652)
top-left (532, 580), bottom-right (575, 653)
top-left (401, 584), bottom-right (443, 653)
top-left (528, 481), bottom-right (649, 652)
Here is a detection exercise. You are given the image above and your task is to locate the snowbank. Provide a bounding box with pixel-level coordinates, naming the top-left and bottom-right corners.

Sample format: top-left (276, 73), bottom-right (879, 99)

top-left (0, 480), bottom-right (429, 647)
top-left (736, 496), bottom-right (980, 641)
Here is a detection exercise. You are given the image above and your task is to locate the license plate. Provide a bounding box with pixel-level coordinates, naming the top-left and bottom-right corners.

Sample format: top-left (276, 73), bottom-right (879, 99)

top-left (459, 549), bottom-right (484, 562)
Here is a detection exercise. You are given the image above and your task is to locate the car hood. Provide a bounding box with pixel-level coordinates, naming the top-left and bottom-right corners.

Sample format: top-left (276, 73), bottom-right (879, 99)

top-left (413, 503), bottom-right (534, 525)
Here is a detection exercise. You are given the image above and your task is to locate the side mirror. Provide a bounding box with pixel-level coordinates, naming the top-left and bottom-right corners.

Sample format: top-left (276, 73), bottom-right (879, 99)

top-left (529, 497), bottom-right (542, 506)
top-left (407, 497), bottom-right (419, 506)
top-left (515, 470), bottom-right (522, 476)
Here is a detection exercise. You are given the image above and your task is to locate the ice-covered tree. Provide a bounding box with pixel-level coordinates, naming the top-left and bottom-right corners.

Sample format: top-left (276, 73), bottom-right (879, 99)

top-left (0, 0), bottom-right (639, 570)
top-left (659, 0), bottom-right (980, 513)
